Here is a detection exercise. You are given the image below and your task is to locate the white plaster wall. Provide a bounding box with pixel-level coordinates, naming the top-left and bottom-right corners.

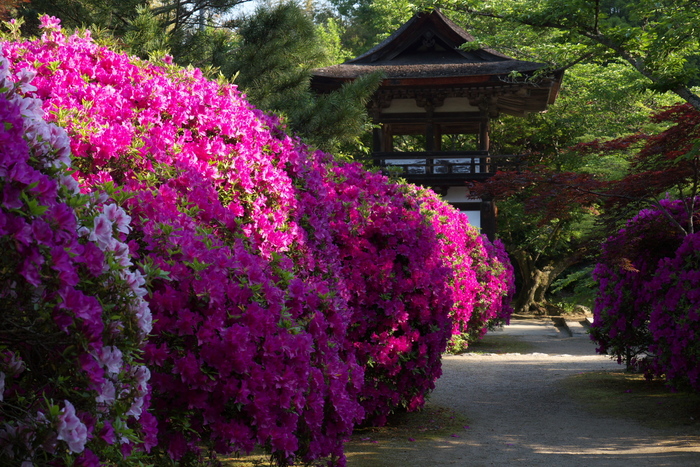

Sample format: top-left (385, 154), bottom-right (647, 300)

top-left (443, 186), bottom-right (478, 203)
top-left (382, 99), bottom-right (425, 114)
top-left (443, 186), bottom-right (481, 231)
top-left (434, 97), bottom-right (479, 113)
top-left (461, 210), bottom-right (481, 230)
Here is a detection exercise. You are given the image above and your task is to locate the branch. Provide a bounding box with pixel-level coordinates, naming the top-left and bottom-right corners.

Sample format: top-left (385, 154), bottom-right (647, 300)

top-left (649, 196), bottom-right (689, 236)
top-left (550, 51), bottom-right (597, 73)
top-left (453, 6), bottom-right (590, 32)
top-left (453, 5), bottom-right (700, 111)
top-left (545, 177), bottom-right (696, 236)
top-left (534, 220), bottom-right (563, 263)
top-left (593, 0), bottom-right (600, 34)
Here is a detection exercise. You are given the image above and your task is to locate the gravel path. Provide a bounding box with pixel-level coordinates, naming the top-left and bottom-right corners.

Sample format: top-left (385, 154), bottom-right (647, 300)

top-left (349, 319), bottom-right (700, 466)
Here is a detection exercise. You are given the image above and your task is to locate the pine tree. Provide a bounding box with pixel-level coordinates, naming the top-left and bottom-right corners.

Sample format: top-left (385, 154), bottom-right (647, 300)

top-left (231, 2), bottom-right (381, 154)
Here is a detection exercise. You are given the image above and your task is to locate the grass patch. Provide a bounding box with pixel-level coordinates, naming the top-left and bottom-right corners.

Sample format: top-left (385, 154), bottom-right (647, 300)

top-left (461, 334), bottom-right (535, 355)
top-left (562, 371), bottom-right (700, 431)
top-left (343, 403), bottom-right (469, 467)
top-left (349, 403), bottom-right (468, 444)
top-left (220, 404), bottom-right (469, 467)
top-left (221, 451), bottom-right (270, 467)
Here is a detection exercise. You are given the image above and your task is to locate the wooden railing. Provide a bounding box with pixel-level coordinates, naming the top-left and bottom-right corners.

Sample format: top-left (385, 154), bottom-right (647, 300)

top-left (372, 151), bottom-right (525, 178)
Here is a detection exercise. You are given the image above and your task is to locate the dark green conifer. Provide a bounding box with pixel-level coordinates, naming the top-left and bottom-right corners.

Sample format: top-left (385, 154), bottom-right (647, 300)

top-left (231, 2), bottom-right (381, 153)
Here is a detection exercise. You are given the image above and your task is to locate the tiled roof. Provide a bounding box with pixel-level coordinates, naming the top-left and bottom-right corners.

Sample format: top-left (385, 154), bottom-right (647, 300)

top-left (312, 10), bottom-right (548, 80)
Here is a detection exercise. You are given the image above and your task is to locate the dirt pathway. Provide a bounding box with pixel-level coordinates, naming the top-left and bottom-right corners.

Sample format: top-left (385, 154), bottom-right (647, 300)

top-left (346, 319), bottom-right (700, 466)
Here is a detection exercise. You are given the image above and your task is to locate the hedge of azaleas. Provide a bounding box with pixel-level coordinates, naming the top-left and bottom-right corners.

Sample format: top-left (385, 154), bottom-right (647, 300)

top-left (0, 42), bottom-right (153, 465)
top-left (591, 198), bottom-right (700, 391)
top-left (0, 17), bottom-right (514, 466)
top-left (412, 187), bottom-right (514, 353)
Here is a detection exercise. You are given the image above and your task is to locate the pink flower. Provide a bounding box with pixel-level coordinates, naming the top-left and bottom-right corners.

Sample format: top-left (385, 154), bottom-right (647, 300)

top-left (96, 346), bottom-right (123, 375)
top-left (89, 213), bottom-right (114, 250)
top-left (133, 300), bottom-right (152, 336)
top-left (132, 365), bottom-right (151, 392)
top-left (99, 422), bottom-right (115, 444)
top-left (75, 448), bottom-right (100, 466)
top-left (56, 401), bottom-right (88, 453)
top-left (103, 203), bottom-right (131, 235)
top-left (96, 380), bottom-right (116, 406)
top-left (39, 15), bottom-right (62, 31)
top-left (121, 269), bottom-right (147, 297)
top-left (126, 396), bottom-right (145, 418)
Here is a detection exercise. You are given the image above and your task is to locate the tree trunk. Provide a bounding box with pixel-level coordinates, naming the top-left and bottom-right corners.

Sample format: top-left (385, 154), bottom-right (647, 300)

top-left (511, 249), bottom-right (580, 315)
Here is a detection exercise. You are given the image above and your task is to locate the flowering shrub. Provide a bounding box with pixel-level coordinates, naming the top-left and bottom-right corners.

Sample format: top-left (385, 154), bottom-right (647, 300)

top-left (591, 198), bottom-right (700, 390)
top-left (2, 17), bottom-right (364, 464)
top-left (0, 45), bottom-right (152, 465)
top-left (468, 236), bottom-right (514, 338)
top-left (1, 15), bottom-right (516, 465)
top-left (322, 166), bottom-right (453, 426)
top-left (412, 188), bottom-right (514, 353)
top-left (646, 232), bottom-right (700, 390)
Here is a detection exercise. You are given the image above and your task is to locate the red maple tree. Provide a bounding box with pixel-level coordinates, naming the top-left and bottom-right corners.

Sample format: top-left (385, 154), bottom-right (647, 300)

top-left (470, 103), bottom-right (700, 313)
top-left (0, 0), bottom-right (27, 20)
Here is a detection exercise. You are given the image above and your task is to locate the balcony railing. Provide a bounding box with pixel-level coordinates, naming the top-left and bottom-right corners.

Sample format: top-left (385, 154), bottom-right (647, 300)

top-left (373, 151), bottom-right (525, 180)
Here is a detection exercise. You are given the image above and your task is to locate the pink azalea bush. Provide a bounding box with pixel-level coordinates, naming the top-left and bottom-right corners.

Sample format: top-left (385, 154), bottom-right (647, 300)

top-left (591, 198), bottom-right (700, 390)
top-left (0, 42), bottom-right (152, 465)
top-left (323, 166), bottom-right (453, 426)
top-left (2, 17), bottom-right (363, 465)
top-left (412, 188), bottom-right (514, 353)
top-left (1, 16), bottom-right (515, 465)
top-left (646, 231), bottom-right (700, 390)
top-left (647, 233), bottom-right (700, 391)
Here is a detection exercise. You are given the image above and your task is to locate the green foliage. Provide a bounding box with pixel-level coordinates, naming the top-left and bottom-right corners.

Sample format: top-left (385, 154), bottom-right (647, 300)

top-left (443, 0), bottom-right (700, 106)
top-left (549, 264), bottom-right (597, 311)
top-left (316, 16), bottom-right (353, 65)
top-left (123, 5), bottom-right (170, 60)
top-left (490, 61), bottom-right (679, 180)
top-left (231, 2), bottom-right (381, 153)
top-left (19, 0), bottom-right (143, 35)
top-left (172, 25), bottom-right (239, 79)
top-left (232, 2), bottom-right (327, 109)
top-left (18, 0), bottom-right (248, 71)
top-left (494, 197), bottom-right (592, 263)
top-left (300, 72), bottom-right (383, 153)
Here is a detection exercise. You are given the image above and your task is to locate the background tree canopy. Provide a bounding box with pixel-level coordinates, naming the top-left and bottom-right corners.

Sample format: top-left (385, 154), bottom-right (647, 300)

top-left (12, 0), bottom-right (700, 312)
top-left (320, 0), bottom-right (695, 312)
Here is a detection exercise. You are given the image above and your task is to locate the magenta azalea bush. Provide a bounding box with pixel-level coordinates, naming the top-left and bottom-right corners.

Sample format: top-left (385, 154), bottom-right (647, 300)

top-left (413, 188), bottom-right (514, 353)
top-left (0, 16), bottom-right (515, 465)
top-left (646, 231), bottom-right (700, 389)
top-left (324, 167), bottom-right (453, 426)
top-left (0, 44), bottom-right (153, 465)
top-left (591, 198), bottom-right (700, 390)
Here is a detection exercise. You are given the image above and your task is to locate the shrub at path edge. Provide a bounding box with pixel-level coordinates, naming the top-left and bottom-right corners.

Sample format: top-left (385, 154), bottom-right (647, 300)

top-left (0, 16), bottom-right (515, 465)
top-left (591, 198), bottom-right (700, 391)
top-left (0, 44), bottom-right (154, 465)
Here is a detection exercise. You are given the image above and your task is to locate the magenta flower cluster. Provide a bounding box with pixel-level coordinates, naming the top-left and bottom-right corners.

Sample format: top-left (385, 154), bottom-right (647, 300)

top-left (591, 198), bottom-right (700, 390)
top-left (412, 188), bottom-right (514, 352)
top-left (0, 17), bottom-right (514, 465)
top-left (0, 29), bottom-right (152, 466)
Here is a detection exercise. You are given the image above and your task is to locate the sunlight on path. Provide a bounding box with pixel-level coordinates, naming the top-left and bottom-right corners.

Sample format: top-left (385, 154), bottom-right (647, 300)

top-left (347, 319), bottom-right (700, 466)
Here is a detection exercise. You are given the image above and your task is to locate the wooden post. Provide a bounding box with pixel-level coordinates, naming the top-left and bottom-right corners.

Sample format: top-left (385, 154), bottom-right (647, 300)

top-left (384, 124), bottom-right (394, 152)
top-left (479, 118), bottom-right (490, 151)
top-left (479, 118), bottom-right (490, 173)
top-left (372, 125), bottom-right (382, 152)
top-left (480, 199), bottom-right (497, 241)
top-left (425, 106), bottom-right (435, 174)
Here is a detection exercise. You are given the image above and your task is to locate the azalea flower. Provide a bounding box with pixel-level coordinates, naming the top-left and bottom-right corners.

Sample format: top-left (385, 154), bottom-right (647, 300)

top-left (56, 401), bottom-right (88, 453)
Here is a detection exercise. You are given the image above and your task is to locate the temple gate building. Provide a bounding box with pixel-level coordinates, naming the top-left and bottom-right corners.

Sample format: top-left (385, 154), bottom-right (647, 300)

top-left (311, 9), bottom-right (563, 239)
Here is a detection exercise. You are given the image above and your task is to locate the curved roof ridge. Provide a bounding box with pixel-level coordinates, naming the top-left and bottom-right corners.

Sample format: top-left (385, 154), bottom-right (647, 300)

top-left (347, 9), bottom-right (513, 65)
